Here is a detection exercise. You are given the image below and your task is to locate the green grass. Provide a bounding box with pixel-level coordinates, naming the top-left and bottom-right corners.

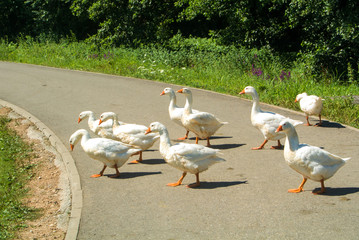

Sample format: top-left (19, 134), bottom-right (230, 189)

top-left (0, 117), bottom-right (35, 240)
top-left (1, 37), bottom-right (358, 128)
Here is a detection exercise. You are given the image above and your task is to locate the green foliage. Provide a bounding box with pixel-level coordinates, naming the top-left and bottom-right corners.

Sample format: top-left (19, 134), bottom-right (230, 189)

top-left (286, 0), bottom-right (359, 82)
top-left (1, 38), bottom-right (358, 128)
top-left (1, 0), bottom-right (358, 82)
top-left (0, 117), bottom-right (35, 239)
top-left (71, 0), bottom-right (181, 48)
top-left (0, 0), bottom-right (33, 40)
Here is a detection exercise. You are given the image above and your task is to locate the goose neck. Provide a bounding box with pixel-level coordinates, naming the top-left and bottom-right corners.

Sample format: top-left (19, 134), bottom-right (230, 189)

top-left (158, 128), bottom-right (172, 153)
top-left (250, 93), bottom-right (262, 115)
top-left (80, 131), bottom-right (91, 147)
top-left (111, 114), bottom-right (120, 127)
top-left (183, 94), bottom-right (193, 114)
top-left (87, 112), bottom-right (96, 123)
top-left (169, 92), bottom-right (178, 110)
top-left (284, 128), bottom-right (300, 152)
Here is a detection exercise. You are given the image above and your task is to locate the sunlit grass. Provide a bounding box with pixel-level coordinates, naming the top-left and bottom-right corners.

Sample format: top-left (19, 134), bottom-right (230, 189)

top-left (0, 117), bottom-right (36, 240)
top-left (0, 37), bottom-right (358, 128)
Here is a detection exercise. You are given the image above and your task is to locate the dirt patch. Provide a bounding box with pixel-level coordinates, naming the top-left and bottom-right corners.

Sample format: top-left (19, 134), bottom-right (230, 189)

top-left (0, 107), bottom-right (69, 239)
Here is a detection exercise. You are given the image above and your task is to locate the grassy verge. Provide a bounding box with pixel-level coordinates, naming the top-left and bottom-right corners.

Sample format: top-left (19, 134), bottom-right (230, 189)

top-left (0, 37), bottom-right (358, 128)
top-left (0, 117), bottom-right (35, 240)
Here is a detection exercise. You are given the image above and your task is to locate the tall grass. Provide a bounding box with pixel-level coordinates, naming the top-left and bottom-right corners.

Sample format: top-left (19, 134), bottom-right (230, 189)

top-left (0, 37), bottom-right (358, 128)
top-left (0, 117), bottom-right (35, 240)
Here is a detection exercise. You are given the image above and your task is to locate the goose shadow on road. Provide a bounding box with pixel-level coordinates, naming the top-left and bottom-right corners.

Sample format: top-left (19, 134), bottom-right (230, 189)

top-left (174, 136), bottom-right (245, 150)
top-left (314, 120), bottom-right (345, 128)
top-left (312, 187), bottom-right (359, 196)
top-left (192, 180), bottom-right (248, 189)
top-left (103, 171), bottom-right (162, 179)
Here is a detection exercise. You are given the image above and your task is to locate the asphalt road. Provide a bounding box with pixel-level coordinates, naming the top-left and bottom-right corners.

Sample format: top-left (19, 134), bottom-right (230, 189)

top-left (1, 61), bottom-right (359, 239)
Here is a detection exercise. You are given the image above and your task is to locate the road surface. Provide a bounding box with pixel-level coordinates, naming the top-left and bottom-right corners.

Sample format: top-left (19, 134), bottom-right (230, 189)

top-left (1, 61), bottom-right (358, 239)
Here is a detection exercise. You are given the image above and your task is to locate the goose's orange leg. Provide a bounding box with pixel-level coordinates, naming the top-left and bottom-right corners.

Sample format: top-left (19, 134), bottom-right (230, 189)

top-left (312, 179), bottom-right (326, 195)
top-left (195, 137), bottom-right (199, 144)
top-left (109, 164), bottom-right (120, 178)
top-left (187, 173), bottom-right (200, 188)
top-left (206, 138), bottom-right (211, 147)
top-left (167, 172), bottom-right (187, 187)
top-left (91, 165), bottom-right (107, 178)
top-left (270, 140), bottom-right (283, 149)
top-left (314, 114), bottom-right (322, 127)
top-left (130, 151), bottom-right (143, 164)
top-left (305, 116), bottom-right (312, 126)
top-left (252, 139), bottom-right (268, 150)
top-left (288, 178), bottom-right (307, 193)
top-left (177, 131), bottom-right (189, 140)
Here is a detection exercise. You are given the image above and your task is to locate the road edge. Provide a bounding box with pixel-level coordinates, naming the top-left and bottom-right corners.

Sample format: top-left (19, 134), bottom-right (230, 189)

top-left (0, 99), bottom-right (82, 240)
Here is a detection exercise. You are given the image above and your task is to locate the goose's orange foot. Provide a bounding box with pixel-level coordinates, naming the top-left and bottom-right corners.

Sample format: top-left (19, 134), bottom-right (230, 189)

top-left (130, 159), bottom-right (142, 164)
top-left (90, 174), bottom-right (103, 178)
top-left (177, 136), bottom-right (187, 140)
top-left (288, 188), bottom-right (303, 193)
top-left (251, 146), bottom-right (264, 150)
top-left (186, 182), bottom-right (200, 188)
top-left (166, 182), bottom-right (181, 187)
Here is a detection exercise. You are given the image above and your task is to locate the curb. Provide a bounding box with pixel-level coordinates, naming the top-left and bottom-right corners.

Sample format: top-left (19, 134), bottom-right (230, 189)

top-left (0, 99), bottom-right (82, 240)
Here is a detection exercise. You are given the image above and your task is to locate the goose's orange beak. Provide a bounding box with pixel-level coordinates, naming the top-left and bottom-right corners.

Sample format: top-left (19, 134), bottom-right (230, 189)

top-left (70, 144), bottom-right (74, 151)
top-left (160, 90), bottom-right (165, 96)
top-left (145, 128), bottom-right (152, 135)
top-left (239, 89), bottom-right (245, 95)
top-left (78, 117), bottom-right (82, 123)
top-left (294, 99), bottom-right (298, 103)
top-left (98, 119), bottom-right (103, 125)
top-left (177, 89), bottom-right (184, 93)
top-left (276, 125), bottom-right (283, 133)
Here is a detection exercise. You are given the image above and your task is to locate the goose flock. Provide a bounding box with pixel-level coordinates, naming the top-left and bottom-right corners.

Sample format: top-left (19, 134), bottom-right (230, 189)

top-left (69, 86), bottom-right (349, 193)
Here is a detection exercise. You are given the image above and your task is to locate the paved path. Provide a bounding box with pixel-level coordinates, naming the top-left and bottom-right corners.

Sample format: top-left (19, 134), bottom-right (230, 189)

top-left (1, 61), bottom-right (359, 239)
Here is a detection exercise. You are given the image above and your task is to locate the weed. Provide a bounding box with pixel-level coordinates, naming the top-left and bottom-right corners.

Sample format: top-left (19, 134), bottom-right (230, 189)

top-left (0, 117), bottom-right (35, 239)
top-left (0, 38), bottom-right (358, 128)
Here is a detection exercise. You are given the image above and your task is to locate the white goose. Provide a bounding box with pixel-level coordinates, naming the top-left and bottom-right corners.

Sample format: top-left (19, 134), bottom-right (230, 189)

top-left (239, 86), bottom-right (302, 150)
top-left (177, 88), bottom-right (228, 146)
top-left (295, 93), bottom-right (324, 126)
top-left (145, 122), bottom-right (225, 188)
top-left (78, 111), bottom-right (114, 138)
top-left (69, 129), bottom-right (141, 178)
top-left (160, 87), bottom-right (199, 140)
top-left (276, 120), bottom-right (349, 194)
top-left (99, 112), bottom-right (159, 163)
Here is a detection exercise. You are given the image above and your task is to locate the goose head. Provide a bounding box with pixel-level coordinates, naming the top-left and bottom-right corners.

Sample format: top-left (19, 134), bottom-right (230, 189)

top-left (177, 88), bottom-right (192, 96)
top-left (78, 111), bottom-right (93, 123)
top-left (145, 122), bottom-right (165, 135)
top-left (275, 120), bottom-right (295, 133)
top-left (295, 92), bottom-right (308, 102)
top-left (99, 112), bottom-right (116, 125)
top-left (239, 86), bottom-right (257, 95)
top-left (69, 129), bottom-right (87, 150)
top-left (160, 87), bottom-right (175, 96)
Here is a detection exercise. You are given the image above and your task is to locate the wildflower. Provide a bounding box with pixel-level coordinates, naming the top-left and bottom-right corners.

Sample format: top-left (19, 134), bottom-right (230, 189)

top-left (251, 64), bottom-right (263, 77)
top-left (279, 70), bottom-right (291, 81)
